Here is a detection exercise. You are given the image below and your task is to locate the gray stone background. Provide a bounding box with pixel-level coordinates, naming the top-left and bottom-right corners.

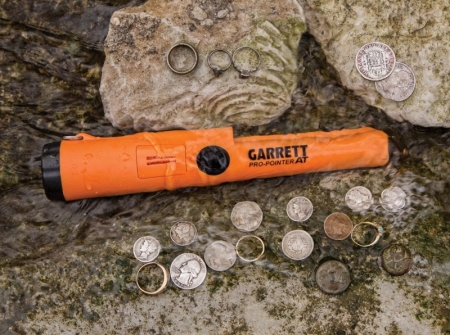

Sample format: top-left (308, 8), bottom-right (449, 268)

top-left (1, 1), bottom-right (449, 334)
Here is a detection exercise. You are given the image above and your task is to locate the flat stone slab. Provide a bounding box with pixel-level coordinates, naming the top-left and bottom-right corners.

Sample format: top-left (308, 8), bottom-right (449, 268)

top-left (100, 0), bottom-right (306, 131)
top-left (297, 0), bottom-right (450, 128)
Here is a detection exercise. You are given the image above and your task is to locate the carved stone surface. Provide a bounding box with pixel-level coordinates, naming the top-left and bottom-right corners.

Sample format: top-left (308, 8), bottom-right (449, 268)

top-left (297, 0), bottom-right (450, 128)
top-left (100, 0), bottom-right (306, 131)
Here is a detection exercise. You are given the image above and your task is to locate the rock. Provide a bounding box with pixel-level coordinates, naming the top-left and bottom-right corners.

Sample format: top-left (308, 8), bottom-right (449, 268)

top-left (100, 0), bottom-right (306, 131)
top-left (297, 0), bottom-right (450, 128)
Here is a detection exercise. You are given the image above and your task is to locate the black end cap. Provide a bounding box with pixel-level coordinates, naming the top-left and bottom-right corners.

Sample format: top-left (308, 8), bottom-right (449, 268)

top-left (196, 145), bottom-right (230, 176)
top-left (41, 141), bottom-right (65, 201)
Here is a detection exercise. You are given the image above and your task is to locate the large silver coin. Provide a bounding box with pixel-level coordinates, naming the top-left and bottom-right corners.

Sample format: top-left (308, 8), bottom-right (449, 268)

top-left (345, 186), bottom-right (373, 211)
top-left (380, 186), bottom-right (407, 212)
top-left (170, 253), bottom-right (207, 290)
top-left (204, 241), bottom-right (237, 271)
top-left (315, 260), bottom-right (351, 294)
top-left (133, 236), bottom-right (161, 263)
top-left (230, 201), bottom-right (263, 232)
top-left (375, 62), bottom-right (415, 101)
top-left (286, 196), bottom-right (314, 222)
top-left (355, 42), bottom-right (396, 81)
top-left (170, 221), bottom-right (198, 246)
top-left (281, 230), bottom-right (314, 260)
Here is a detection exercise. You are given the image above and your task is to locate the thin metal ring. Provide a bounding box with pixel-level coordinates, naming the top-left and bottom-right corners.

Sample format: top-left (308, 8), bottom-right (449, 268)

top-left (166, 42), bottom-right (198, 75)
top-left (207, 49), bottom-right (232, 76)
top-left (232, 46), bottom-right (261, 78)
top-left (136, 262), bottom-right (169, 295)
top-left (235, 235), bottom-right (265, 262)
top-left (351, 222), bottom-right (384, 247)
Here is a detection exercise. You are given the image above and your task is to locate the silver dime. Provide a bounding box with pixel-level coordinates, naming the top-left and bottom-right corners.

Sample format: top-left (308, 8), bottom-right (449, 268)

top-left (170, 253), bottom-right (207, 290)
top-left (133, 236), bottom-right (161, 263)
top-left (345, 186), bottom-right (373, 212)
top-left (375, 62), bottom-right (415, 101)
top-left (230, 201), bottom-right (263, 232)
top-left (315, 260), bottom-right (351, 294)
top-left (355, 42), bottom-right (396, 81)
top-left (281, 230), bottom-right (314, 260)
top-left (380, 186), bottom-right (407, 212)
top-left (170, 221), bottom-right (198, 246)
top-left (286, 196), bottom-right (314, 222)
top-left (204, 241), bottom-right (237, 271)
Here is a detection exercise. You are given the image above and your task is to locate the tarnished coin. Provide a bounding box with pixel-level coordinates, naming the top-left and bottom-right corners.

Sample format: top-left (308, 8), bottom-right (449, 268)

top-left (380, 186), bottom-right (407, 212)
top-left (345, 186), bottom-right (373, 211)
top-left (315, 260), bottom-right (351, 294)
top-left (133, 236), bottom-right (161, 263)
top-left (355, 42), bottom-right (396, 80)
top-left (381, 244), bottom-right (413, 276)
top-left (170, 221), bottom-right (198, 246)
top-left (323, 212), bottom-right (353, 240)
top-left (204, 241), bottom-right (237, 271)
top-left (230, 201), bottom-right (263, 232)
top-left (281, 230), bottom-right (314, 260)
top-left (286, 196), bottom-right (314, 222)
top-left (170, 253), bottom-right (207, 290)
top-left (375, 62), bottom-right (415, 101)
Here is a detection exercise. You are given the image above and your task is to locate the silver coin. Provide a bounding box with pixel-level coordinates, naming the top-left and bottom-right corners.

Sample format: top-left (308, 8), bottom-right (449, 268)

top-left (345, 186), bottom-right (373, 211)
top-left (375, 62), bottom-right (416, 101)
top-left (281, 230), bottom-right (314, 260)
top-left (170, 253), bottom-right (207, 290)
top-left (380, 186), bottom-right (407, 212)
top-left (355, 42), bottom-right (396, 81)
top-left (170, 221), bottom-right (198, 246)
top-left (230, 201), bottom-right (263, 232)
top-left (315, 260), bottom-right (351, 294)
top-left (204, 241), bottom-right (237, 271)
top-left (286, 196), bottom-right (313, 222)
top-left (133, 236), bottom-right (161, 263)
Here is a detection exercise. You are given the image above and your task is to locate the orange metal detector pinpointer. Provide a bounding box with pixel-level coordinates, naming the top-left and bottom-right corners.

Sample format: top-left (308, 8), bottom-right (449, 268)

top-left (41, 127), bottom-right (389, 201)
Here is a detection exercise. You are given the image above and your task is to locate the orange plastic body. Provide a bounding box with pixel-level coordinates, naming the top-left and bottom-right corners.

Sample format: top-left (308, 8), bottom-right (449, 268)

top-left (59, 127), bottom-right (389, 200)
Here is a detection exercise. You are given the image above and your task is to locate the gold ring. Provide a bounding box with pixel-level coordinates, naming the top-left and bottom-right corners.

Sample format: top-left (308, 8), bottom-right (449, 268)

top-left (135, 262), bottom-right (169, 295)
top-left (351, 222), bottom-right (384, 247)
top-left (235, 235), bottom-right (265, 262)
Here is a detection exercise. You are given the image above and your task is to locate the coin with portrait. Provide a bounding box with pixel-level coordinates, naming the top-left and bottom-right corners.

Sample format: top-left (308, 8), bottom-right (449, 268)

top-left (133, 236), bottom-right (161, 263)
top-left (230, 201), bottom-right (263, 232)
top-left (170, 253), bottom-right (207, 290)
top-left (281, 230), bottom-right (314, 260)
top-left (286, 196), bottom-right (313, 222)
top-left (170, 221), bottom-right (198, 246)
top-left (324, 212), bottom-right (353, 240)
top-left (204, 241), bottom-right (237, 271)
top-left (345, 186), bottom-right (373, 211)
top-left (380, 186), bottom-right (407, 212)
top-left (315, 260), bottom-right (351, 294)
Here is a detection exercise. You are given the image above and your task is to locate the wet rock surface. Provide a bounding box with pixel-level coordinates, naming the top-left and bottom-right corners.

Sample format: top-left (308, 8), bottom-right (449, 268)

top-left (297, 0), bottom-right (450, 128)
top-left (1, 1), bottom-right (450, 334)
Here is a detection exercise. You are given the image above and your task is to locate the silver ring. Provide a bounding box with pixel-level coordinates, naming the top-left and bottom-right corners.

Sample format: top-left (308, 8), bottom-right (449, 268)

top-left (351, 222), bottom-right (384, 247)
top-left (235, 235), bottom-right (265, 262)
top-left (166, 42), bottom-right (198, 75)
top-left (232, 46), bottom-right (261, 78)
top-left (136, 262), bottom-right (169, 295)
top-left (207, 49), bottom-right (232, 76)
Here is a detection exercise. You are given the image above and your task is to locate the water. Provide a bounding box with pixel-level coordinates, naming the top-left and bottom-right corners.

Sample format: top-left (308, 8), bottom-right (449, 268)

top-left (1, 3), bottom-right (450, 334)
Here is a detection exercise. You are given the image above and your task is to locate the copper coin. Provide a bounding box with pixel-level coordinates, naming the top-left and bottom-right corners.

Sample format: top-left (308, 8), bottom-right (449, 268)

top-left (315, 260), bottom-right (351, 294)
top-left (323, 212), bottom-right (353, 240)
top-left (380, 244), bottom-right (413, 276)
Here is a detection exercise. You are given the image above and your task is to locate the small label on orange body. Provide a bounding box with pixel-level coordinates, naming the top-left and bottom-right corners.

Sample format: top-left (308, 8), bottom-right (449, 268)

top-left (136, 144), bottom-right (187, 178)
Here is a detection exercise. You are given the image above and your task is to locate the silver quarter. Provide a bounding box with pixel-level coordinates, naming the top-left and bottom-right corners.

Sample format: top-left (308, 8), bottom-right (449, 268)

top-left (170, 221), bottom-right (198, 246)
top-left (375, 62), bottom-right (415, 101)
top-left (355, 42), bottom-right (396, 81)
top-left (286, 196), bottom-right (313, 222)
top-left (281, 230), bottom-right (314, 260)
top-left (230, 201), bottom-right (263, 232)
top-left (315, 260), bottom-right (351, 294)
top-left (380, 186), bottom-right (407, 212)
top-left (133, 236), bottom-right (161, 263)
top-left (204, 241), bottom-right (237, 271)
top-left (170, 253), bottom-right (207, 290)
top-left (345, 186), bottom-right (373, 212)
